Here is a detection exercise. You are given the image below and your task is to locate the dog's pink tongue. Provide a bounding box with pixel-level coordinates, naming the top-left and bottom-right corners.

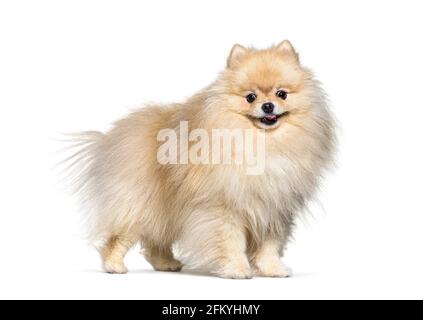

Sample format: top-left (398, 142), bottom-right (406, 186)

top-left (264, 115), bottom-right (277, 121)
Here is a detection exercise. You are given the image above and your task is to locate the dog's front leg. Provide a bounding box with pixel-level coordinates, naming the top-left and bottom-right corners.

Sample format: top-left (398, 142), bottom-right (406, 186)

top-left (252, 238), bottom-right (291, 277)
top-left (212, 217), bottom-right (252, 279)
top-left (182, 209), bottom-right (252, 279)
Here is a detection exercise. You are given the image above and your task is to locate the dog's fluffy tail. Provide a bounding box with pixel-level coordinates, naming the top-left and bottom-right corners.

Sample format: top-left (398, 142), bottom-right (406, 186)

top-left (58, 131), bottom-right (106, 240)
top-left (59, 131), bottom-right (104, 188)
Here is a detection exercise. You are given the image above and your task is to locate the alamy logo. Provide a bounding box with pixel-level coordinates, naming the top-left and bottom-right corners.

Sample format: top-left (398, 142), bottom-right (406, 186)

top-left (157, 121), bottom-right (266, 175)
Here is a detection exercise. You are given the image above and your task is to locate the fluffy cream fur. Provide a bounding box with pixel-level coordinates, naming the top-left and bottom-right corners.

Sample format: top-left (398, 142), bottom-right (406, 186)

top-left (68, 40), bottom-right (335, 278)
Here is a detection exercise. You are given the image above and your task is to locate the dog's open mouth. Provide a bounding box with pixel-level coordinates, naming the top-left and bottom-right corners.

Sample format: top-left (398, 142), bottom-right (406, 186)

top-left (251, 112), bottom-right (289, 126)
top-left (260, 114), bottom-right (279, 125)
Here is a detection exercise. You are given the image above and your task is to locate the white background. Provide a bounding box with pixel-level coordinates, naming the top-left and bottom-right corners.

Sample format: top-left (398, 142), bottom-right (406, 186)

top-left (1, 0), bottom-right (422, 300)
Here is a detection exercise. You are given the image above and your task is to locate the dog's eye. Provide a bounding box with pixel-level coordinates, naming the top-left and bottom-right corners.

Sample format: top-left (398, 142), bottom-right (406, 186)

top-left (276, 90), bottom-right (288, 100)
top-left (246, 93), bottom-right (257, 103)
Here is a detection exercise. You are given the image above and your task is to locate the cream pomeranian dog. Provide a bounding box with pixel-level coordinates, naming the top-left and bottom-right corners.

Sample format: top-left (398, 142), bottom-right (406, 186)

top-left (69, 40), bottom-right (335, 278)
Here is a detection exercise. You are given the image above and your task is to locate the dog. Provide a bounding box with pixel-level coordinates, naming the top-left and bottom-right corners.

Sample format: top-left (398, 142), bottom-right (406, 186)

top-left (68, 40), bottom-right (335, 278)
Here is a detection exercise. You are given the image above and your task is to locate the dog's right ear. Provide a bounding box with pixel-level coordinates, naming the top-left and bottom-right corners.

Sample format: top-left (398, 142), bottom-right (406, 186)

top-left (227, 44), bottom-right (248, 68)
top-left (276, 40), bottom-right (299, 62)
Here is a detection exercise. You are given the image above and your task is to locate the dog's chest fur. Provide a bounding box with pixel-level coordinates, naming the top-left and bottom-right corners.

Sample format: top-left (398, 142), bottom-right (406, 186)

top-left (216, 151), bottom-right (316, 239)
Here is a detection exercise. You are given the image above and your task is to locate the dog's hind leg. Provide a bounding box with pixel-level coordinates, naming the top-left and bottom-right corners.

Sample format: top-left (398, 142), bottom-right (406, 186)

top-left (100, 235), bottom-right (137, 274)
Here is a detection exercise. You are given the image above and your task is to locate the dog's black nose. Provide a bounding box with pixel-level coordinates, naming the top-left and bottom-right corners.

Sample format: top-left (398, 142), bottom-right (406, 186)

top-left (262, 102), bottom-right (274, 114)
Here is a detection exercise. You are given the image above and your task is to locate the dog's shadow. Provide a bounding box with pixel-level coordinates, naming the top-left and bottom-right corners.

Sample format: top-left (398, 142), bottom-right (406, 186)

top-left (79, 268), bottom-right (314, 278)
top-left (132, 268), bottom-right (216, 278)
top-left (79, 268), bottom-right (213, 278)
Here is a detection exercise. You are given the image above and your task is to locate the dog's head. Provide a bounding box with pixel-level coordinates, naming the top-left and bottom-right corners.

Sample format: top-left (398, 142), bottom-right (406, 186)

top-left (216, 41), bottom-right (313, 130)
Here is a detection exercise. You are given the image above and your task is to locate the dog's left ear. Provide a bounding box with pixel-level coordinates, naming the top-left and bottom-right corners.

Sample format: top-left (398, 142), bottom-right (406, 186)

top-left (227, 44), bottom-right (248, 68)
top-left (276, 40), bottom-right (299, 62)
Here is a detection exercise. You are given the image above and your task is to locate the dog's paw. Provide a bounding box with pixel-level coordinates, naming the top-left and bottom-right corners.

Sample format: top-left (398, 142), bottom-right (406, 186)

top-left (152, 259), bottom-right (183, 272)
top-left (255, 260), bottom-right (292, 278)
top-left (217, 268), bottom-right (253, 279)
top-left (103, 260), bottom-right (128, 274)
top-left (216, 261), bottom-right (253, 279)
